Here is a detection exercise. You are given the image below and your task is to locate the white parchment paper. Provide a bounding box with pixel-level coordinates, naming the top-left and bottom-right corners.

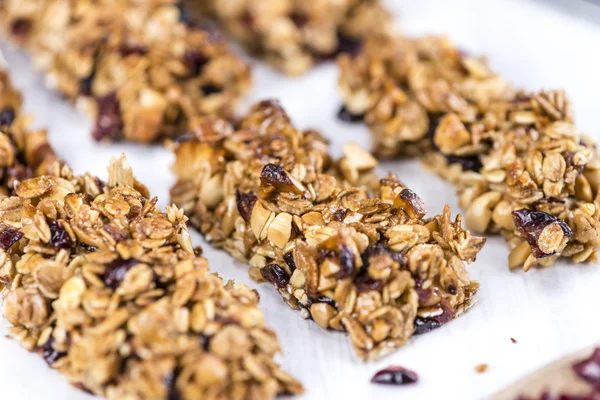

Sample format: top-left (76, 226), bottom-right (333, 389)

top-left (1, 1), bottom-right (600, 398)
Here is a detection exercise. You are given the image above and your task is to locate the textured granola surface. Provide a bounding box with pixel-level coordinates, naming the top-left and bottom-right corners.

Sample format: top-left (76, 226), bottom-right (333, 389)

top-left (338, 34), bottom-right (600, 270)
top-left (0, 0), bottom-right (251, 143)
top-left (0, 68), bottom-right (60, 196)
top-left (170, 100), bottom-right (485, 360)
top-left (0, 155), bottom-right (302, 399)
top-left (199, 0), bottom-right (392, 75)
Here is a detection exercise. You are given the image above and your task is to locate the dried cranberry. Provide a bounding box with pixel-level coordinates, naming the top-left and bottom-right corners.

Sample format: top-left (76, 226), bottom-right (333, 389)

top-left (11, 18), bottom-right (31, 38)
top-left (201, 84), bottom-right (222, 96)
top-left (261, 264), bottom-right (290, 289)
top-left (361, 243), bottom-right (405, 269)
top-left (93, 93), bottom-right (123, 141)
top-left (283, 252), bottom-right (296, 273)
top-left (0, 224), bottom-right (23, 250)
top-left (573, 347), bottom-right (600, 386)
top-left (38, 337), bottom-right (66, 365)
top-left (371, 366), bottom-right (418, 385)
top-left (240, 11), bottom-right (255, 31)
top-left (311, 296), bottom-right (337, 308)
top-left (163, 370), bottom-right (181, 400)
top-left (184, 50), bottom-right (209, 77)
top-left (335, 33), bottom-right (362, 57)
top-left (235, 190), bottom-right (257, 223)
top-left (290, 11), bottom-right (309, 28)
top-left (332, 208), bottom-right (348, 221)
top-left (260, 164), bottom-right (303, 195)
top-left (445, 154), bottom-right (482, 172)
top-left (355, 272), bottom-right (383, 292)
top-left (47, 219), bottom-right (73, 249)
top-left (102, 258), bottom-right (139, 289)
top-left (512, 209), bottom-right (573, 258)
top-left (427, 115), bottom-right (442, 150)
top-left (414, 302), bottom-right (455, 335)
top-left (0, 107), bottom-right (16, 126)
top-left (337, 105), bottom-right (365, 123)
top-left (119, 43), bottom-right (148, 57)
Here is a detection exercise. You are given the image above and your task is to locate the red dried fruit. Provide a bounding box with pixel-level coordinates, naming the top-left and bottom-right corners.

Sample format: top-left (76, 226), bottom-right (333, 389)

top-left (445, 154), bottom-right (482, 172)
top-left (0, 224), bottom-right (23, 250)
top-left (413, 300), bottom-right (455, 335)
top-left (10, 18), bottom-right (31, 38)
top-left (119, 43), bottom-right (148, 57)
top-left (261, 264), bottom-right (290, 289)
top-left (259, 164), bottom-right (304, 196)
top-left (93, 93), bottom-right (123, 141)
top-left (235, 190), bottom-right (258, 223)
top-left (47, 219), bottom-right (73, 249)
top-left (102, 258), bottom-right (139, 289)
top-left (184, 50), bottom-right (209, 77)
top-left (38, 337), bottom-right (66, 366)
top-left (573, 347), bottom-right (600, 387)
top-left (371, 366), bottom-right (418, 386)
top-left (318, 237), bottom-right (356, 279)
top-left (283, 251), bottom-right (296, 273)
top-left (0, 107), bottom-right (16, 126)
top-left (337, 105), bottom-right (364, 123)
top-left (512, 209), bottom-right (573, 258)
top-left (201, 84), bottom-right (222, 95)
top-left (289, 11), bottom-right (309, 28)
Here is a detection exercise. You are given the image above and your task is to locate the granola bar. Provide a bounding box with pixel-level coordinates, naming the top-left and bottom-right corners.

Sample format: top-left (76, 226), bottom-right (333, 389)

top-left (0, 0), bottom-right (251, 143)
top-left (198, 0), bottom-right (393, 75)
top-left (0, 155), bottom-right (302, 399)
top-left (338, 35), bottom-right (600, 270)
top-left (170, 100), bottom-right (485, 360)
top-left (0, 66), bottom-right (60, 196)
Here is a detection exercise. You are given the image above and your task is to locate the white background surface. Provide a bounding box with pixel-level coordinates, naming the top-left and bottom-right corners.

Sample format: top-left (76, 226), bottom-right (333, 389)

top-left (1, 1), bottom-right (600, 399)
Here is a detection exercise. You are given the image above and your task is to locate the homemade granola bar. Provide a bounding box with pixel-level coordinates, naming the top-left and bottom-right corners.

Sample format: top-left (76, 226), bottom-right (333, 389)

top-left (0, 0), bottom-right (251, 143)
top-left (0, 67), bottom-right (60, 196)
top-left (338, 35), bottom-right (600, 270)
top-left (0, 155), bottom-right (302, 399)
top-left (170, 100), bottom-right (485, 360)
top-left (198, 0), bottom-right (393, 75)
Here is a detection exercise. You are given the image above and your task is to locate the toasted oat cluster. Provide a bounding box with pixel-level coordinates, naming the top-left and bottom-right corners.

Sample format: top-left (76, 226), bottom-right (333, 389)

top-left (0, 155), bottom-right (302, 399)
top-left (170, 100), bottom-right (485, 360)
top-left (199, 0), bottom-right (392, 75)
top-left (0, 68), bottom-right (60, 196)
top-left (338, 35), bottom-right (600, 270)
top-left (0, 0), bottom-right (251, 143)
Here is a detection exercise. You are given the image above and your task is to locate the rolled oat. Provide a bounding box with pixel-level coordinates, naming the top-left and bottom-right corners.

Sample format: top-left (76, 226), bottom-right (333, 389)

top-left (0, 154), bottom-right (302, 399)
top-left (170, 100), bottom-right (485, 360)
top-left (337, 34), bottom-right (600, 270)
top-left (0, 0), bottom-right (251, 143)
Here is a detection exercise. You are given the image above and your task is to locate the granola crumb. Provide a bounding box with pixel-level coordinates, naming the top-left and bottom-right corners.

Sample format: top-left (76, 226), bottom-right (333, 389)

top-left (511, 337), bottom-right (518, 344)
top-left (475, 364), bottom-right (489, 374)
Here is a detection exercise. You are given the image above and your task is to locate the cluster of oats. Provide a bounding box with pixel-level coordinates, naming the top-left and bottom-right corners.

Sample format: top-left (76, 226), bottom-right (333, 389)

top-left (199, 0), bottom-right (392, 75)
top-left (0, 0), bottom-right (251, 143)
top-left (0, 68), bottom-right (60, 196)
top-left (338, 35), bottom-right (600, 270)
top-left (170, 100), bottom-right (485, 360)
top-left (0, 155), bottom-right (302, 399)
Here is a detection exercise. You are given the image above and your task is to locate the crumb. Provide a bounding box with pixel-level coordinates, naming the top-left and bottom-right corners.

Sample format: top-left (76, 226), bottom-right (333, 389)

top-left (511, 338), bottom-right (517, 344)
top-left (475, 364), bottom-right (488, 374)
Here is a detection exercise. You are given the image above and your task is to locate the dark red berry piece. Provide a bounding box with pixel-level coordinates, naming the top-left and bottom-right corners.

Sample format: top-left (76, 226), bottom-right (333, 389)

top-left (0, 107), bottom-right (16, 126)
top-left (93, 93), bottom-right (123, 141)
top-left (337, 105), bottom-right (364, 123)
top-left (0, 224), bottom-right (23, 250)
top-left (371, 366), bottom-right (418, 385)
top-left (512, 209), bottom-right (572, 258)
top-left (47, 219), bottom-right (73, 249)
top-left (573, 347), bottom-right (600, 386)
top-left (102, 258), bottom-right (139, 289)
top-left (235, 190), bottom-right (258, 223)
top-left (261, 264), bottom-right (290, 289)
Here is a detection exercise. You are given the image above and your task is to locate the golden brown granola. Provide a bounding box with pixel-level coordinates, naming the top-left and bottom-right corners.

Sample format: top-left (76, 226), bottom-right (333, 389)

top-left (0, 0), bottom-right (251, 143)
top-left (0, 155), bottom-right (302, 399)
top-left (0, 67), bottom-right (60, 196)
top-left (170, 100), bottom-right (485, 361)
top-left (198, 0), bottom-right (393, 75)
top-left (337, 35), bottom-right (600, 270)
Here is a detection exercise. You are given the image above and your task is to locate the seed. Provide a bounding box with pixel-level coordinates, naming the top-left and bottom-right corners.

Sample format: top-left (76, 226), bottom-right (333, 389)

top-left (267, 212), bottom-right (293, 248)
top-left (475, 364), bottom-right (488, 374)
